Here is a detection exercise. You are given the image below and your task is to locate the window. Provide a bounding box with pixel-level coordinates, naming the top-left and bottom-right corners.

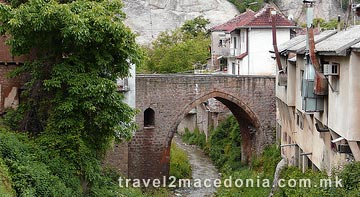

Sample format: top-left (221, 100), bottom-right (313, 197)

top-left (232, 62), bottom-right (236, 75)
top-left (296, 110), bottom-right (304, 130)
top-left (233, 37), bottom-right (237, 48)
top-left (241, 30), bottom-right (245, 43)
top-left (144, 108), bottom-right (155, 127)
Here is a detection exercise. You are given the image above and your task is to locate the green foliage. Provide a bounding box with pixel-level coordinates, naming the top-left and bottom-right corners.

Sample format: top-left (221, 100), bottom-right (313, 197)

top-left (274, 162), bottom-right (360, 197)
top-left (0, 0), bottom-right (142, 194)
top-left (208, 116), bottom-right (242, 171)
top-left (215, 145), bottom-right (280, 197)
top-left (181, 127), bottom-right (207, 149)
top-left (227, 0), bottom-right (269, 12)
top-left (169, 142), bottom-right (192, 180)
top-left (0, 128), bottom-right (161, 196)
top-left (0, 0), bottom-right (140, 142)
top-left (338, 161), bottom-right (360, 191)
top-left (140, 16), bottom-right (210, 74)
top-left (0, 129), bottom-right (77, 196)
top-left (0, 157), bottom-right (15, 196)
top-left (181, 116), bottom-right (242, 170)
top-left (181, 115), bottom-right (281, 196)
top-left (180, 16), bottom-right (210, 38)
top-left (313, 17), bottom-right (344, 30)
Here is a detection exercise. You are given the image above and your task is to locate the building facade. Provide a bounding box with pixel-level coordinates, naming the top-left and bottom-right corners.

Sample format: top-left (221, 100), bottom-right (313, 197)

top-left (276, 25), bottom-right (360, 173)
top-left (210, 4), bottom-right (295, 75)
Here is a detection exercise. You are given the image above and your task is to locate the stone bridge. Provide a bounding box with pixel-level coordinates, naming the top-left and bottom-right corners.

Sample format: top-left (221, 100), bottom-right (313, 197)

top-left (129, 74), bottom-right (276, 180)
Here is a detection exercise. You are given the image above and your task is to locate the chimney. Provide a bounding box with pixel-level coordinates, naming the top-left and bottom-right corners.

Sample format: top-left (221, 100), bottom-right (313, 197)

top-left (337, 15), bottom-right (341, 31)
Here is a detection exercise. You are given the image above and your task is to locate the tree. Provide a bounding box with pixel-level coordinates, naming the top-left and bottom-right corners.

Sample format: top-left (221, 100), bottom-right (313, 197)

top-left (181, 16), bottom-right (210, 38)
top-left (140, 16), bottom-right (210, 74)
top-left (0, 0), bottom-right (141, 193)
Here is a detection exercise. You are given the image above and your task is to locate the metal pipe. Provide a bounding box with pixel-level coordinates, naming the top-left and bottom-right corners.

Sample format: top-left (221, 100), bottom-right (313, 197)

top-left (305, 0), bottom-right (328, 95)
top-left (271, 9), bottom-right (283, 73)
top-left (280, 143), bottom-right (297, 147)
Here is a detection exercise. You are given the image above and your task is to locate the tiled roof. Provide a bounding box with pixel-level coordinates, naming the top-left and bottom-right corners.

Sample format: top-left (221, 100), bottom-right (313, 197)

top-left (351, 41), bottom-right (360, 49)
top-left (274, 35), bottom-right (306, 54)
top-left (316, 25), bottom-right (360, 55)
top-left (286, 30), bottom-right (337, 54)
top-left (210, 10), bottom-right (256, 32)
top-left (210, 4), bottom-right (295, 33)
top-left (245, 4), bottom-right (296, 27)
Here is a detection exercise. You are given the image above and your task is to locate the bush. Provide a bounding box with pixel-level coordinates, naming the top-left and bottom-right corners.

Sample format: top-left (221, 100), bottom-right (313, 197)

top-left (170, 142), bottom-right (192, 179)
top-left (208, 115), bottom-right (242, 171)
top-left (0, 157), bottom-right (15, 196)
top-left (181, 127), bottom-right (206, 149)
top-left (215, 145), bottom-right (281, 197)
top-left (0, 129), bottom-right (76, 196)
top-left (0, 128), bottom-right (152, 196)
top-left (274, 162), bottom-right (360, 197)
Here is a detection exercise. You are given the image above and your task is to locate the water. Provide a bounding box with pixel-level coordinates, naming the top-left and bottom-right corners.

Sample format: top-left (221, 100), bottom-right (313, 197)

top-left (172, 135), bottom-right (219, 197)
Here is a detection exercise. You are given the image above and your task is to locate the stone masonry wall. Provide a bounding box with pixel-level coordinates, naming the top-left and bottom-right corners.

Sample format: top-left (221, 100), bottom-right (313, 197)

top-left (129, 74), bottom-right (276, 180)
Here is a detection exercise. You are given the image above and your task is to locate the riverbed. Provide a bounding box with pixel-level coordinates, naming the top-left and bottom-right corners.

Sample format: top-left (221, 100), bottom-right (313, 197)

top-left (172, 134), bottom-right (219, 197)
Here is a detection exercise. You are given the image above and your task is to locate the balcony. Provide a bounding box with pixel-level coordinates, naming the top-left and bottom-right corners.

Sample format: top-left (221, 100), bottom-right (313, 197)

top-left (220, 48), bottom-right (240, 57)
top-left (117, 78), bottom-right (129, 92)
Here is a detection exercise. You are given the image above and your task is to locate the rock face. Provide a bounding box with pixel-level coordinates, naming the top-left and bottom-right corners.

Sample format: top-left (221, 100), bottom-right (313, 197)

top-left (122, 0), bottom-right (346, 45)
top-left (122, 0), bottom-right (239, 45)
top-left (276, 0), bottom-right (344, 23)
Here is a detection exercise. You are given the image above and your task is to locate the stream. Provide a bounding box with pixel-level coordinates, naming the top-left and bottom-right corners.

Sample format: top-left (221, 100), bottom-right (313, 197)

top-left (171, 134), bottom-right (219, 197)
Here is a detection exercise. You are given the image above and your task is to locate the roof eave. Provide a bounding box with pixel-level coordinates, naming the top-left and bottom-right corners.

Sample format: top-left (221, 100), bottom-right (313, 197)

top-left (239, 26), bottom-right (298, 29)
top-left (317, 51), bottom-right (347, 56)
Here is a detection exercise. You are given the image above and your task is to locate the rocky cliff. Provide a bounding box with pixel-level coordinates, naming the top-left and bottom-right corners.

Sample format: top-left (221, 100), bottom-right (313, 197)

top-left (122, 0), bottom-right (345, 45)
top-left (122, 0), bottom-right (239, 45)
top-left (277, 0), bottom-right (345, 24)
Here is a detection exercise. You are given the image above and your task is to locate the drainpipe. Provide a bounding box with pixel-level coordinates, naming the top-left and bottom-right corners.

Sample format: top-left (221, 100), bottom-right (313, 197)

top-left (247, 29), bottom-right (250, 75)
top-left (304, 0), bottom-right (328, 95)
top-left (271, 9), bottom-right (283, 73)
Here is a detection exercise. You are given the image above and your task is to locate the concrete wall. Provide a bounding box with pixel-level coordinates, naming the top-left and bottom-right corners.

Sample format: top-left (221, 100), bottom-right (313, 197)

top-left (225, 28), bottom-right (290, 76)
top-left (248, 28), bottom-right (290, 75)
top-left (177, 111), bottom-right (197, 134)
top-left (277, 51), bottom-right (360, 174)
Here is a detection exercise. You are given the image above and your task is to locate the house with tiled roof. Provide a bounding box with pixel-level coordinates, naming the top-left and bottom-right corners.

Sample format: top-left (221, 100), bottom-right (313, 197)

top-left (210, 4), bottom-right (296, 75)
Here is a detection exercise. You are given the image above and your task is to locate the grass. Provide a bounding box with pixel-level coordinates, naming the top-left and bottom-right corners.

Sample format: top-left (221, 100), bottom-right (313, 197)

top-left (169, 142), bottom-right (192, 179)
top-left (0, 157), bottom-right (15, 197)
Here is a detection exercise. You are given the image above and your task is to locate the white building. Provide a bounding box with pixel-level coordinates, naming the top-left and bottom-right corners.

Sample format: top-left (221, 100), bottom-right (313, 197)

top-left (275, 25), bottom-right (360, 173)
top-left (117, 63), bottom-right (136, 109)
top-left (210, 4), bottom-right (296, 75)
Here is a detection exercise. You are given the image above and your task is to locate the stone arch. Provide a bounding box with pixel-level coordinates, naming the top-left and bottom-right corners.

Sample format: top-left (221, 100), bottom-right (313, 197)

top-left (159, 90), bottom-right (261, 177)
